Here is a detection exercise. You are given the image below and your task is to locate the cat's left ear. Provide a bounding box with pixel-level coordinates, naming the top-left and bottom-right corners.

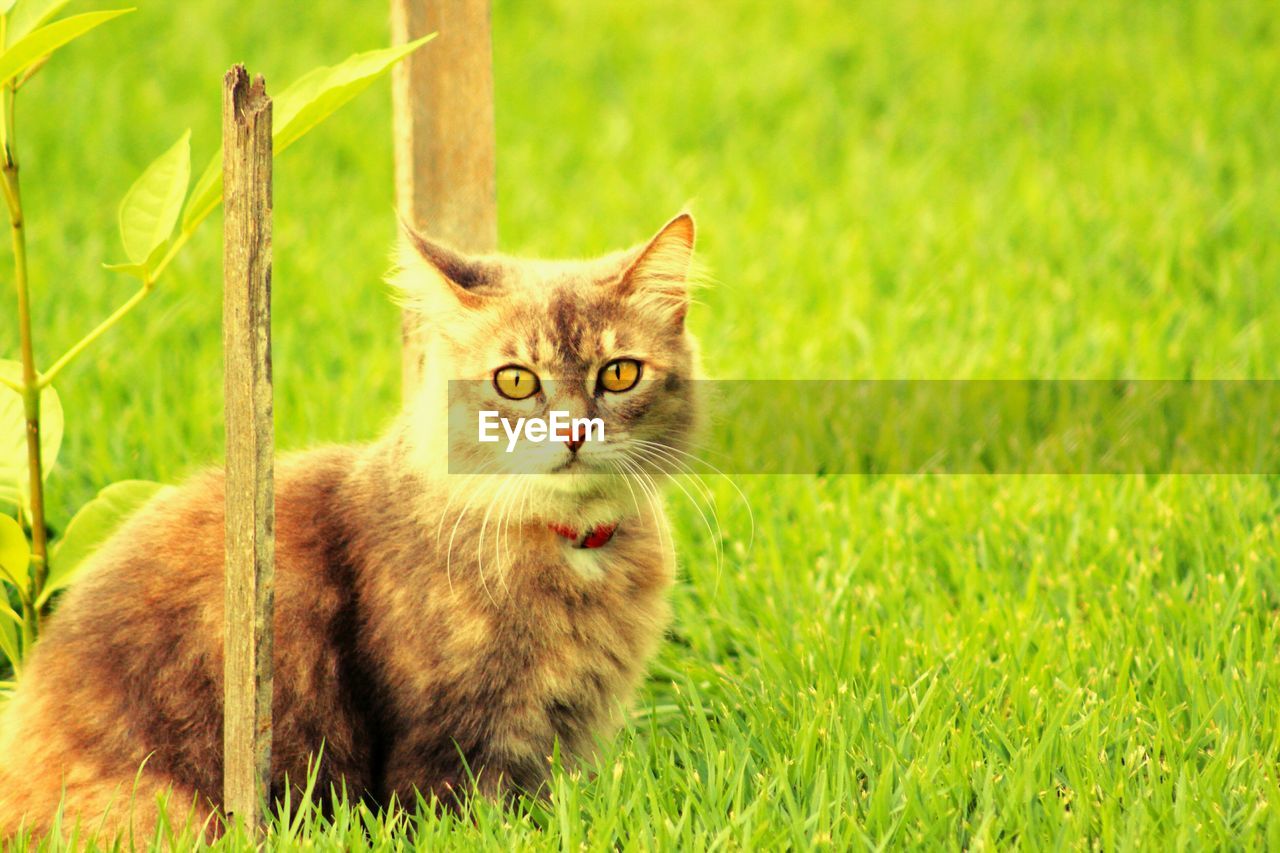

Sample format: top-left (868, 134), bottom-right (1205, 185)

top-left (617, 213), bottom-right (696, 328)
top-left (394, 218), bottom-right (494, 313)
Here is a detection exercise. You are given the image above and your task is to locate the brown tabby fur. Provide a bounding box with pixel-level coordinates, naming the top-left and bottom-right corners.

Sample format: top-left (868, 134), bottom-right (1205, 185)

top-left (0, 213), bottom-right (700, 840)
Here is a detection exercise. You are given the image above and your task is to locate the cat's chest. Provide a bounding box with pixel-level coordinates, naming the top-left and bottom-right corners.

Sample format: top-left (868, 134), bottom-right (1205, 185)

top-left (452, 550), bottom-right (662, 692)
top-left (466, 568), bottom-right (665, 750)
top-left (363, 520), bottom-right (673, 755)
top-left (390, 542), bottom-right (669, 735)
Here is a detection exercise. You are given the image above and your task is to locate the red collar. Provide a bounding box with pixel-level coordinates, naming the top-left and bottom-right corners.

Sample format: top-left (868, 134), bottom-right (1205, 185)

top-left (548, 521), bottom-right (618, 549)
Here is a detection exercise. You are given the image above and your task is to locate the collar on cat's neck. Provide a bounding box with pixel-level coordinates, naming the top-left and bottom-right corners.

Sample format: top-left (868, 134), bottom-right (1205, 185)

top-left (548, 521), bottom-right (618, 549)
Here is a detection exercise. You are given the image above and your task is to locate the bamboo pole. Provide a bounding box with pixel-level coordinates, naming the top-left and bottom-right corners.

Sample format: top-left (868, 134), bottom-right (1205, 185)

top-left (391, 0), bottom-right (498, 395)
top-left (222, 64), bottom-right (275, 831)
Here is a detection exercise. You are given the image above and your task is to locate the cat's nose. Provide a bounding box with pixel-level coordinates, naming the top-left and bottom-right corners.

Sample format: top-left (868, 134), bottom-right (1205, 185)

top-left (552, 420), bottom-right (584, 453)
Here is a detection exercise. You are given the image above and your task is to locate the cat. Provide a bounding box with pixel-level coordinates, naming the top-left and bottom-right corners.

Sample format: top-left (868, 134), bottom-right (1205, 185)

top-left (0, 212), bottom-right (701, 839)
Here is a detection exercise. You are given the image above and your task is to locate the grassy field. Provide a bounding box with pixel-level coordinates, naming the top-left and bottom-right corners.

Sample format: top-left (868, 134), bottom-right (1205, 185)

top-left (5, 0), bottom-right (1280, 847)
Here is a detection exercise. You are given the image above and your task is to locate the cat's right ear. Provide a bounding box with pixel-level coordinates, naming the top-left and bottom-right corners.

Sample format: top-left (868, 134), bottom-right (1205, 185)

top-left (393, 220), bottom-right (491, 312)
top-left (615, 212), bottom-right (697, 328)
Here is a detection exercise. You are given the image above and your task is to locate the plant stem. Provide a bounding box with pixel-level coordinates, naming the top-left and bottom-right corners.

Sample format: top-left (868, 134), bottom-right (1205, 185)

top-left (149, 223), bottom-right (195, 281)
top-left (39, 216), bottom-right (200, 387)
top-left (40, 282), bottom-right (150, 387)
top-left (2, 81), bottom-right (45, 638)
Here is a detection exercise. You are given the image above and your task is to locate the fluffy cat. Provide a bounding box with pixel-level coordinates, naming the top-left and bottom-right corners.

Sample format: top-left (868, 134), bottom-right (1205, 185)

top-left (0, 213), bottom-right (700, 839)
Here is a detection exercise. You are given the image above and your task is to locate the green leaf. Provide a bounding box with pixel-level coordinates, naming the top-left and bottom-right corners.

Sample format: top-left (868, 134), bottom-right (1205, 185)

top-left (101, 260), bottom-right (149, 280)
top-left (0, 610), bottom-right (20, 674)
top-left (182, 153), bottom-right (220, 231)
top-left (0, 513), bottom-right (29, 596)
top-left (0, 361), bottom-right (63, 498)
top-left (42, 479), bottom-right (170, 606)
top-left (6, 0), bottom-right (72, 46)
top-left (0, 9), bottom-right (132, 86)
top-left (103, 240), bottom-right (168, 280)
top-left (273, 35), bottom-right (434, 154)
top-left (182, 35), bottom-right (435, 230)
top-left (117, 129), bottom-right (190, 265)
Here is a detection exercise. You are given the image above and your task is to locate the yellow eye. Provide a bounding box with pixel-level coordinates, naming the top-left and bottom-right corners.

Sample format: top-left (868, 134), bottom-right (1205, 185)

top-left (599, 359), bottom-right (642, 393)
top-left (493, 365), bottom-right (540, 400)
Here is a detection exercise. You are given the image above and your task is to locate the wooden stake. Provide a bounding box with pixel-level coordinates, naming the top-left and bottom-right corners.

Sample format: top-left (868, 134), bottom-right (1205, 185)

top-left (391, 0), bottom-right (498, 394)
top-left (222, 64), bottom-right (274, 831)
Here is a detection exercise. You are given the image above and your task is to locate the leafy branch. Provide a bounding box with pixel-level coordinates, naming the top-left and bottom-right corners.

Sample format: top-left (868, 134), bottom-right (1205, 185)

top-left (0, 0), bottom-right (433, 679)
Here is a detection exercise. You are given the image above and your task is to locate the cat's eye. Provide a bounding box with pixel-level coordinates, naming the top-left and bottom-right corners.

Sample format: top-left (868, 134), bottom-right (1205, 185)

top-left (599, 359), bottom-right (642, 393)
top-left (494, 365), bottom-right (540, 400)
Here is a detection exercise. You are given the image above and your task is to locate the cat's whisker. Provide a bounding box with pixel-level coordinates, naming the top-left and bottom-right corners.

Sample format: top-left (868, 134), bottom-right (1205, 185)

top-left (633, 433), bottom-right (741, 482)
top-left (606, 460), bottom-right (645, 521)
top-left (512, 476), bottom-right (535, 562)
top-left (439, 474), bottom-right (480, 597)
top-left (631, 441), bottom-right (719, 518)
top-left (445, 471), bottom-right (498, 598)
top-left (637, 467), bottom-right (675, 562)
top-left (615, 457), bottom-right (652, 530)
top-left (493, 478), bottom-right (522, 595)
top-left (435, 470), bottom-right (481, 546)
top-left (488, 478), bottom-right (511, 589)
top-left (633, 438), bottom-right (756, 558)
top-left (636, 440), bottom-right (720, 503)
top-left (474, 477), bottom-right (517, 607)
top-left (618, 456), bottom-right (672, 559)
top-left (633, 438), bottom-right (754, 599)
top-left (629, 440), bottom-right (724, 544)
top-left (434, 473), bottom-right (468, 547)
top-left (493, 477), bottom-right (512, 572)
top-left (434, 461), bottom-right (498, 548)
top-left (496, 477), bottom-right (530, 591)
top-left (628, 444), bottom-right (724, 581)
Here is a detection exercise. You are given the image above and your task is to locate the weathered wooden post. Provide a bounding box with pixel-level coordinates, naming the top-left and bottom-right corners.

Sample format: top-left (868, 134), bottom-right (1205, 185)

top-left (391, 0), bottom-right (498, 395)
top-left (222, 65), bottom-right (275, 830)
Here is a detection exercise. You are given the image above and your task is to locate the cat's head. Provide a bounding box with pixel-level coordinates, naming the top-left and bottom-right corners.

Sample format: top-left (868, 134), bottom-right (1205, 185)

top-left (393, 213), bottom-right (702, 516)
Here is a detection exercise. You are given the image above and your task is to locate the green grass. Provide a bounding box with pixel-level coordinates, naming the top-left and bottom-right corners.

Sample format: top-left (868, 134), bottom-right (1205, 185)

top-left (4, 0), bottom-right (1280, 847)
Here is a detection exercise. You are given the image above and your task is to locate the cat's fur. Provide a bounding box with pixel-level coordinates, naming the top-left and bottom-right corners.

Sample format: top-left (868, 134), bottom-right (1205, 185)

top-left (0, 213), bottom-right (699, 839)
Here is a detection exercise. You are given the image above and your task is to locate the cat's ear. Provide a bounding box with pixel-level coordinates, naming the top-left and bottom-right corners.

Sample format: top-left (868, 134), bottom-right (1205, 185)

top-left (394, 219), bottom-right (492, 311)
top-left (617, 213), bottom-right (696, 327)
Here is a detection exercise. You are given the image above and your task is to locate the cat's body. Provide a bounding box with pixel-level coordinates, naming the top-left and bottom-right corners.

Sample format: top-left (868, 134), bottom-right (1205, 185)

top-left (0, 214), bottom-right (699, 839)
